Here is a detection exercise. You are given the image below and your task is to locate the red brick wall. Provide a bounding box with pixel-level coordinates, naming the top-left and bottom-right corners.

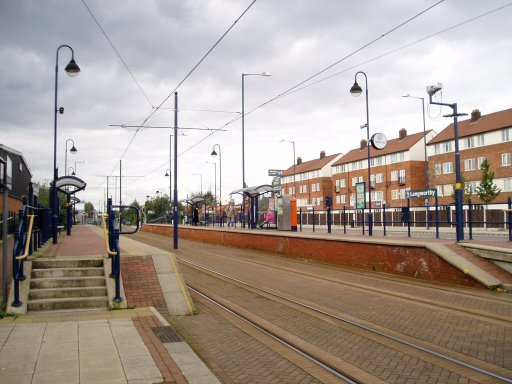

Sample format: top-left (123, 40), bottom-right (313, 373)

top-left (142, 224), bottom-right (483, 289)
top-left (120, 255), bottom-right (168, 314)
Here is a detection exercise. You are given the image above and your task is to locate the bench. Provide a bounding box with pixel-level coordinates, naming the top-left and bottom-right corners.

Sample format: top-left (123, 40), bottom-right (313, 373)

top-left (57, 225), bottom-right (65, 234)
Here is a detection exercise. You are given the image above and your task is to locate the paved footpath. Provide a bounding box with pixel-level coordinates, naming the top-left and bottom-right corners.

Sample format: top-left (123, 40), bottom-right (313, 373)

top-left (0, 225), bottom-right (220, 384)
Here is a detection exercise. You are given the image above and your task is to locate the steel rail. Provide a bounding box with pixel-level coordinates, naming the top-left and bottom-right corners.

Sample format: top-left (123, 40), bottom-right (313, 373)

top-left (181, 258), bottom-right (512, 383)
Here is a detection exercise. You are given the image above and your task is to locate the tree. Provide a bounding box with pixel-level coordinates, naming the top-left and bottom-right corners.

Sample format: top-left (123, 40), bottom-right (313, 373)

top-left (476, 159), bottom-right (500, 203)
top-left (451, 174), bottom-right (472, 204)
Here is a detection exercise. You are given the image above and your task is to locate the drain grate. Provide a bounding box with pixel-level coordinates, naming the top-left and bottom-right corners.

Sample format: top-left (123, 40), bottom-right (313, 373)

top-left (152, 326), bottom-right (182, 343)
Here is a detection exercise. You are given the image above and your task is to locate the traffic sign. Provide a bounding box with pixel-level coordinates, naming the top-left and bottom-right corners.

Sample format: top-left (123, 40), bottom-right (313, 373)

top-left (268, 169), bottom-right (284, 176)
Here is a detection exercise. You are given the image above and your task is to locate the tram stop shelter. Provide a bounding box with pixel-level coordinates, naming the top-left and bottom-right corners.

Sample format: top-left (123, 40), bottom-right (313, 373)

top-left (184, 196), bottom-right (206, 225)
top-left (54, 175), bottom-right (86, 235)
top-left (230, 184), bottom-right (274, 229)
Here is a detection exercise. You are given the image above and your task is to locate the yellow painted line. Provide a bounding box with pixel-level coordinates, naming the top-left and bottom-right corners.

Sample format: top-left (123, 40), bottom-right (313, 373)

top-left (169, 254), bottom-right (195, 315)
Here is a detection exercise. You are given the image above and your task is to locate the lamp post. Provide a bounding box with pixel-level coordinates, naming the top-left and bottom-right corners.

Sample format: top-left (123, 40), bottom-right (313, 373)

top-left (402, 95), bottom-right (428, 189)
top-left (64, 139), bottom-right (77, 176)
top-left (349, 71), bottom-right (372, 236)
top-left (242, 71), bottom-right (271, 227)
top-left (52, 44), bottom-right (80, 244)
top-left (165, 169), bottom-right (171, 222)
top-left (280, 139), bottom-right (296, 197)
top-left (74, 160), bottom-right (87, 175)
top-left (206, 161), bottom-right (217, 226)
top-left (211, 144), bottom-right (222, 226)
top-left (428, 88), bottom-right (465, 242)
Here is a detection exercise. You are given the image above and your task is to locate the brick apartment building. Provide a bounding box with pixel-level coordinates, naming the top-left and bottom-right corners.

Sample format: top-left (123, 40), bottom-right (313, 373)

top-left (330, 128), bottom-right (437, 210)
top-left (427, 108), bottom-right (512, 205)
top-left (280, 151), bottom-right (342, 208)
top-left (0, 144), bottom-right (33, 213)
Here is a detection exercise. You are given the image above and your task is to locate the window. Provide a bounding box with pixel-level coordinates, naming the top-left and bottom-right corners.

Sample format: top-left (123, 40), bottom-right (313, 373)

top-left (436, 185), bottom-right (443, 197)
top-left (390, 170), bottom-right (398, 181)
top-left (391, 189), bottom-right (399, 200)
top-left (465, 136), bottom-right (475, 148)
top-left (399, 189), bottom-right (408, 199)
top-left (434, 143), bottom-right (441, 155)
top-left (467, 181), bottom-right (478, 194)
top-left (350, 195), bottom-right (355, 206)
top-left (444, 184), bottom-right (453, 196)
top-left (434, 163), bottom-right (442, 176)
top-left (464, 158), bottom-right (476, 171)
top-left (390, 153), bottom-right (398, 163)
top-left (374, 190), bottom-right (383, 201)
top-left (340, 195), bottom-right (346, 203)
top-left (443, 141), bottom-right (453, 152)
top-left (288, 187), bottom-right (295, 195)
top-left (476, 134), bottom-right (485, 146)
top-left (335, 180), bottom-right (340, 193)
top-left (477, 157), bottom-right (486, 170)
top-left (443, 162), bottom-right (453, 174)
top-left (504, 178), bottom-right (512, 192)
top-left (299, 185), bottom-right (307, 193)
top-left (352, 177), bottom-right (358, 186)
top-left (340, 179), bottom-right (346, 188)
top-left (502, 153), bottom-right (511, 167)
top-left (376, 173), bottom-right (383, 183)
top-left (358, 176), bottom-right (363, 183)
top-left (502, 128), bottom-right (511, 142)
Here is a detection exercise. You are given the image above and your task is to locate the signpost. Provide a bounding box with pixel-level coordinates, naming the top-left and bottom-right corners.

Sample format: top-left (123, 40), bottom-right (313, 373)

top-left (268, 169), bottom-right (283, 176)
top-left (355, 182), bottom-right (366, 209)
top-left (405, 189), bottom-right (436, 199)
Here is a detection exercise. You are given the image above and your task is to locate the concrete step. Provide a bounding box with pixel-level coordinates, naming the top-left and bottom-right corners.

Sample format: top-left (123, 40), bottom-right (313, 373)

top-left (32, 258), bottom-right (104, 269)
top-left (32, 267), bottom-right (104, 279)
top-left (30, 276), bottom-right (106, 289)
top-left (27, 297), bottom-right (109, 312)
top-left (29, 286), bottom-right (107, 300)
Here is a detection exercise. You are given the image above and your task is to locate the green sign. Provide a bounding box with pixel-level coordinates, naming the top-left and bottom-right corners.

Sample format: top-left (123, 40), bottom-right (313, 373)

top-left (356, 182), bottom-right (366, 209)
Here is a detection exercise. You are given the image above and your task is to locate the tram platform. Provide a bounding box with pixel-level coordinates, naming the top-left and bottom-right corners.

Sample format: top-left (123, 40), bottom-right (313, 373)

top-left (0, 224), bottom-right (219, 384)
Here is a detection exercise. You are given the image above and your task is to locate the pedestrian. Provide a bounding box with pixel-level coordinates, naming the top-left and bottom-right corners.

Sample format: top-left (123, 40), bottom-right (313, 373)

top-left (193, 205), bottom-right (199, 226)
top-left (258, 209), bottom-right (275, 229)
top-left (225, 201), bottom-right (235, 228)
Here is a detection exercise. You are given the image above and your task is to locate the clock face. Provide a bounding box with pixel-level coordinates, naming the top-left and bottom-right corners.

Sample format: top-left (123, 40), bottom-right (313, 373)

top-left (371, 132), bottom-right (387, 150)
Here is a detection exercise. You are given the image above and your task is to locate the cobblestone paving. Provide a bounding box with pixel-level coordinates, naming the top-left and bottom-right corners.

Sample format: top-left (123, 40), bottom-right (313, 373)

top-left (169, 301), bottom-right (325, 384)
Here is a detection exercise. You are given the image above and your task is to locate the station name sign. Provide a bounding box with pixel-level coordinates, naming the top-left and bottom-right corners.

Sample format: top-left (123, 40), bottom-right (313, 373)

top-left (268, 169), bottom-right (283, 176)
top-left (405, 189), bottom-right (437, 199)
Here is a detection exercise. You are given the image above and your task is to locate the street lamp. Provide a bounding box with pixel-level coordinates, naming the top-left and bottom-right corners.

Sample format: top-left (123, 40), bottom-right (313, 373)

top-left (350, 71), bottom-right (372, 236)
top-left (74, 160), bottom-right (87, 175)
top-left (402, 95), bottom-right (428, 189)
top-left (280, 139), bottom-right (296, 197)
top-left (64, 139), bottom-right (77, 176)
top-left (211, 144), bottom-right (222, 226)
top-left (52, 44), bottom-right (80, 244)
top-left (427, 85), bottom-right (465, 241)
top-left (68, 167), bottom-right (75, 176)
top-left (242, 71), bottom-right (271, 227)
top-left (206, 161), bottom-right (217, 226)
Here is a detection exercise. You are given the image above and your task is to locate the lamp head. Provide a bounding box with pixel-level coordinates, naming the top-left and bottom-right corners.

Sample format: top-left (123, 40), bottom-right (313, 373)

top-left (211, 148), bottom-right (218, 157)
top-left (72, 170), bottom-right (76, 176)
top-left (70, 145), bottom-right (77, 154)
top-left (65, 59), bottom-right (80, 77)
top-left (165, 171), bottom-right (169, 177)
top-left (261, 72), bottom-right (272, 77)
top-left (350, 81), bottom-right (363, 96)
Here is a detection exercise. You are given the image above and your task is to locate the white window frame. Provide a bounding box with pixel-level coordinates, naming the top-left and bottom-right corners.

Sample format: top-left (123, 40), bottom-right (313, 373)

top-left (443, 162), bottom-right (453, 174)
top-left (502, 153), bottom-right (511, 167)
top-left (464, 158), bottom-right (476, 171)
top-left (390, 170), bottom-right (398, 181)
top-left (477, 157), bottom-right (486, 170)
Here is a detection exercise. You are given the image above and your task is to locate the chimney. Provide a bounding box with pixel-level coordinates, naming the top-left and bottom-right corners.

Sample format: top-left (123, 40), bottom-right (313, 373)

top-left (471, 109), bottom-right (481, 122)
top-left (399, 128), bottom-right (407, 140)
top-left (320, 150), bottom-right (326, 159)
top-left (296, 157), bottom-right (302, 165)
top-left (360, 139), bottom-right (367, 150)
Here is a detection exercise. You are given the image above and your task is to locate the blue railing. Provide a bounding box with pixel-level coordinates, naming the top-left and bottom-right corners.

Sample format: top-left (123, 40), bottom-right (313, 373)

top-left (102, 198), bottom-right (139, 303)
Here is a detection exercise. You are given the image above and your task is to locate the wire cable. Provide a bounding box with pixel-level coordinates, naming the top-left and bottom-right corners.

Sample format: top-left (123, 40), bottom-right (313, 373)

top-left (81, 0), bottom-right (154, 108)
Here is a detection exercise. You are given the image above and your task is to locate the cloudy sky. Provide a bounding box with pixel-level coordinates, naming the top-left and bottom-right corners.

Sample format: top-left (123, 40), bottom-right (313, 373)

top-left (1, 0), bottom-right (511, 210)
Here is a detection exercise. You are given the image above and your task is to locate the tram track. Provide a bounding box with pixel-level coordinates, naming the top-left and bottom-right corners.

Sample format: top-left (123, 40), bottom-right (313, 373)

top-left (179, 241), bottom-right (512, 324)
top-left (181, 258), bottom-right (512, 384)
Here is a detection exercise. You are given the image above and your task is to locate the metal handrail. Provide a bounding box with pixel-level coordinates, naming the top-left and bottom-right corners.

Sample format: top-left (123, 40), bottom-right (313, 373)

top-left (16, 215), bottom-right (35, 260)
top-left (0, 216), bottom-right (13, 225)
top-left (100, 213), bottom-right (117, 256)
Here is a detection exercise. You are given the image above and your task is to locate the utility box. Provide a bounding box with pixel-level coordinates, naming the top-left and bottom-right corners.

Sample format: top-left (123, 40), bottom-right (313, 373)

top-left (277, 195), bottom-right (291, 231)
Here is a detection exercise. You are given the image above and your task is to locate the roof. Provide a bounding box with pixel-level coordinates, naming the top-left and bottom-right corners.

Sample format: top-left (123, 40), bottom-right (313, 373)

top-left (230, 184), bottom-right (274, 197)
top-left (428, 107), bottom-right (512, 145)
top-left (0, 144), bottom-right (33, 177)
top-left (281, 153), bottom-right (341, 177)
top-left (332, 130), bottom-right (429, 166)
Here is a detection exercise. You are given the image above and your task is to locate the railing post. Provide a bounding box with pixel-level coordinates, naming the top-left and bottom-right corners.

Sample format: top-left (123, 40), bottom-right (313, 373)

top-left (468, 199), bottom-right (473, 240)
top-left (312, 207), bottom-right (315, 232)
top-left (343, 206), bottom-right (346, 234)
top-left (508, 197), bottom-right (511, 242)
top-left (299, 207), bottom-right (302, 232)
top-left (407, 198), bottom-right (411, 237)
top-left (327, 207), bottom-right (332, 234)
top-left (383, 204), bottom-right (387, 237)
top-left (113, 229), bottom-right (122, 303)
top-left (435, 190), bottom-right (440, 239)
